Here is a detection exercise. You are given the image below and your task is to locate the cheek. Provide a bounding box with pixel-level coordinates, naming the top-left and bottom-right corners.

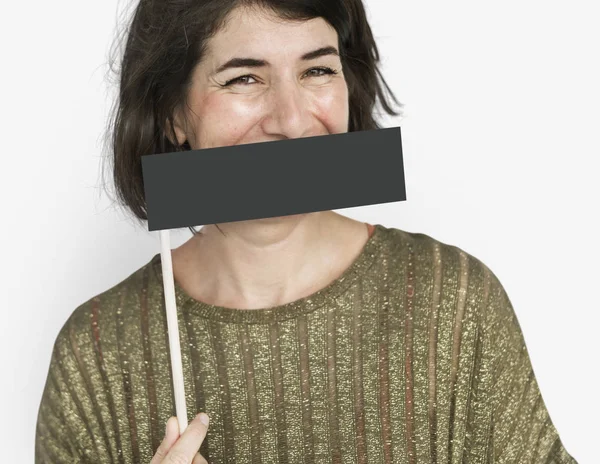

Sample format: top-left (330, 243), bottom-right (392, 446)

top-left (313, 83), bottom-right (349, 132)
top-left (195, 95), bottom-right (262, 148)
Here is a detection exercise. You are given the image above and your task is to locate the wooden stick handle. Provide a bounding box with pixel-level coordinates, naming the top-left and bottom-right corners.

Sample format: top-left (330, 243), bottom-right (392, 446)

top-left (159, 229), bottom-right (189, 434)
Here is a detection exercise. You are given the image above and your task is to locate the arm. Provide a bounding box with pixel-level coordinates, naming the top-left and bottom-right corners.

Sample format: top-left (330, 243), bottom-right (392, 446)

top-left (483, 274), bottom-right (577, 463)
top-left (35, 318), bottom-right (103, 463)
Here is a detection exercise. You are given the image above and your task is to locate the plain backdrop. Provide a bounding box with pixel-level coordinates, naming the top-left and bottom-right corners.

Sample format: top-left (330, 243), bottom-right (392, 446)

top-left (1, 0), bottom-right (598, 461)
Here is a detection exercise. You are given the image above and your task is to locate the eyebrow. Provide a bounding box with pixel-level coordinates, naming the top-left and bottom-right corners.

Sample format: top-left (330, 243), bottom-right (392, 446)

top-left (214, 46), bottom-right (340, 74)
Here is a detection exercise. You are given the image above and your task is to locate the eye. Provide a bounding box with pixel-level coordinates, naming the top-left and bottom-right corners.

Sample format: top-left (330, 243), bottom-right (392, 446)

top-left (223, 66), bottom-right (339, 87)
top-left (305, 66), bottom-right (338, 78)
top-left (224, 75), bottom-right (258, 86)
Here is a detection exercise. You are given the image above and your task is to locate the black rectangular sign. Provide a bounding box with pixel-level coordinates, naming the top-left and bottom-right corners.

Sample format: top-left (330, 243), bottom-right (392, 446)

top-left (142, 126), bottom-right (405, 231)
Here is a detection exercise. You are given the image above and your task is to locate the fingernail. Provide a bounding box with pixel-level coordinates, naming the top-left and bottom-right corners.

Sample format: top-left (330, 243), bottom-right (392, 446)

top-left (199, 413), bottom-right (209, 425)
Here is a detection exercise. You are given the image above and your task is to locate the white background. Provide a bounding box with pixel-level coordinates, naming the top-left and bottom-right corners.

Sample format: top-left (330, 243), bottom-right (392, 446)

top-left (1, 0), bottom-right (598, 461)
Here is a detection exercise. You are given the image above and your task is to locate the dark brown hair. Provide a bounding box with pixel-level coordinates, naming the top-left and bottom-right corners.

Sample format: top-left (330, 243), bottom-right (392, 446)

top-left (101, 0), bottom-right (403, 235)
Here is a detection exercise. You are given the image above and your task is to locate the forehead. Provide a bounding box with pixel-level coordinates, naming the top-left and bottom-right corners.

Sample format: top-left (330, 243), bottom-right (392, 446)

top-left (206, 6), bottom-right (339, 60)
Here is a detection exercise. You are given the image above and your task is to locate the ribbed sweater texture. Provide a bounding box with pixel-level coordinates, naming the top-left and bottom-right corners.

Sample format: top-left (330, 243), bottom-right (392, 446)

top-left (35, 224), bottom-right (577, 463)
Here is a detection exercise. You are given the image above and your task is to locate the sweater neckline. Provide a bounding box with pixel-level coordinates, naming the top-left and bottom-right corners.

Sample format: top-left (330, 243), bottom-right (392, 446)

top-left (150, 223), bottom-right (385, 324)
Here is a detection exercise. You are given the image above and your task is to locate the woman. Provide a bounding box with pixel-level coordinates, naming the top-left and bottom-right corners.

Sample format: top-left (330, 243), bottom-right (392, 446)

top-left (35, 0), bottom-right (577, 463)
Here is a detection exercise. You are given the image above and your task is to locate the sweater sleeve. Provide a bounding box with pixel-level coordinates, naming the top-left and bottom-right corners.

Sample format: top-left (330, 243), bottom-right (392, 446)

top-left (35, 317), bottom-right (98, 463)
top-left (483, 274), bottom-right (578, 464)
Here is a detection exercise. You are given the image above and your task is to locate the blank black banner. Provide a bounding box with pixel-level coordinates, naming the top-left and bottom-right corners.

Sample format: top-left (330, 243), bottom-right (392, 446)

top-left (142, 126), bottom-right (406, 231)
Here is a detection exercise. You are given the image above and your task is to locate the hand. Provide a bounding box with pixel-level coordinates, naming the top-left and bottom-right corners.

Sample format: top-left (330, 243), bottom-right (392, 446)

top-left (150, 413), bottom-right (210, 464)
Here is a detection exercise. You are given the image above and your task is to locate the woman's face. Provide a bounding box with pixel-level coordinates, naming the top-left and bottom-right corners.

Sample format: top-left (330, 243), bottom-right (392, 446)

top-left (172, 6), bottom-right (349, 149)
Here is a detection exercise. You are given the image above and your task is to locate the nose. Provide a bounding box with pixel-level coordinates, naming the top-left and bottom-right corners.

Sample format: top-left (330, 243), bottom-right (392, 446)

top-left (261, 79), bottom-right (315, 139)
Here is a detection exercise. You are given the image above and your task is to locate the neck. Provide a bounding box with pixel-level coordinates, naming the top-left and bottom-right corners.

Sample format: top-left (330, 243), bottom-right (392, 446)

top-left (172, 211), bottom-right (367, 309)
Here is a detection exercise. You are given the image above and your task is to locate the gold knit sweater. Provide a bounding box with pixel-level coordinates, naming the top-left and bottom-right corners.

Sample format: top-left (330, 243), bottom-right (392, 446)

top-left (35, 224), bottom-right (577, 463)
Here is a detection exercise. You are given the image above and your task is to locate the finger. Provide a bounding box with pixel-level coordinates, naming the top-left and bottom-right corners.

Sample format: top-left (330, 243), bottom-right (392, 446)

top-left (150, 417), bottom-right (179, 464)
top-left (164, 413), bottom-right (209, 464)
top-left (192, 452), bottom-right (209, 464)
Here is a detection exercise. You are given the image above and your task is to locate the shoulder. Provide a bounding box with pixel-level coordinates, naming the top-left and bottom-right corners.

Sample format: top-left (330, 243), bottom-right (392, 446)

top-left (378, 224), bottom-right (501, 282)
top-left (52, 254), bottom-right (160, 356)
top-left (376, 224), bottom-right (508, 313)
top-left (378, 225), bottom-right (519, 353)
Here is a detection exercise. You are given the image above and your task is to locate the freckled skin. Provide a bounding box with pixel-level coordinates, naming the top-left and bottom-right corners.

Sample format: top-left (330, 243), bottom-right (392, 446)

top-left (172, 6), bottom-right (349, 151)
